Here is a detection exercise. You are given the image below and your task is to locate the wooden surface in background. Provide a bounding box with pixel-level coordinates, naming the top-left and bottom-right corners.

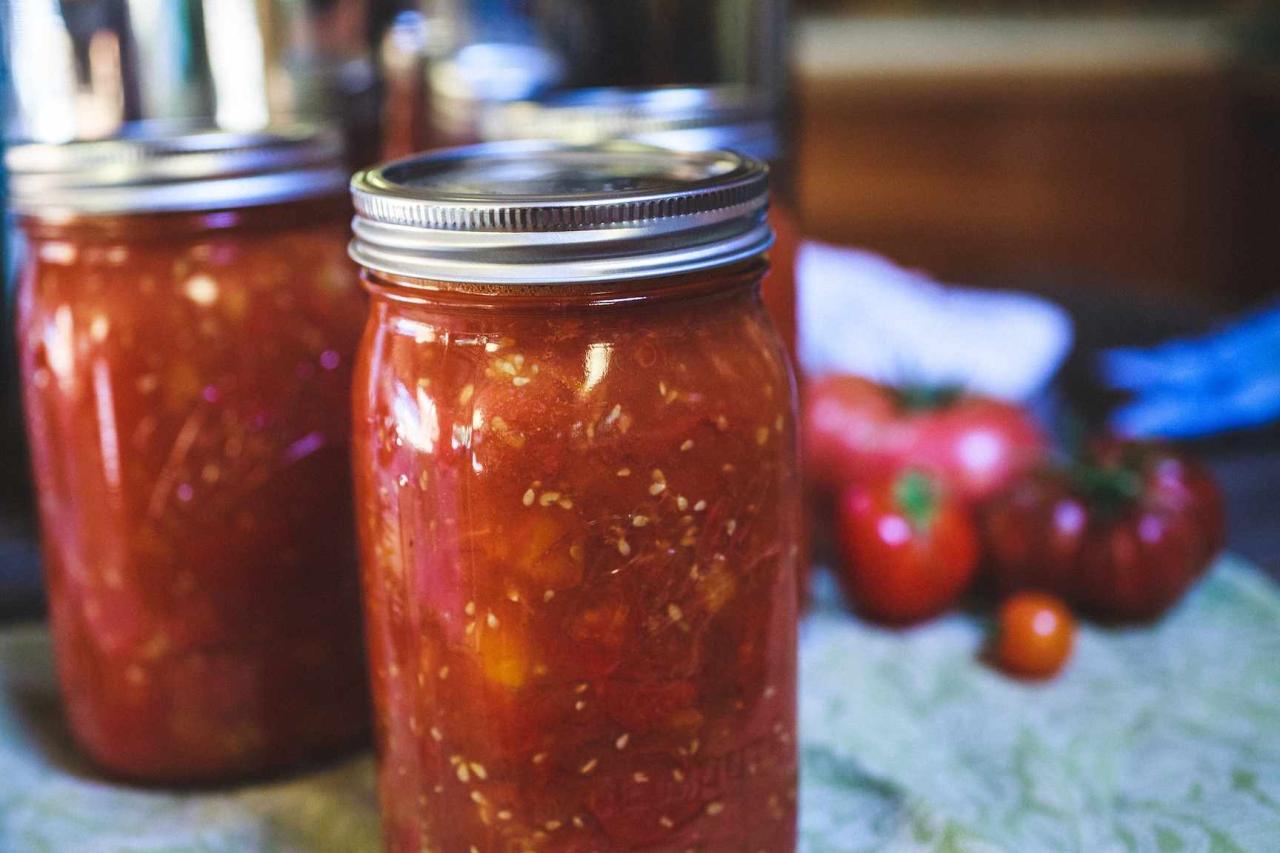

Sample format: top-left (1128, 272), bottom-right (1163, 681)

top-left (791, 18), bottom-right (1278, 306)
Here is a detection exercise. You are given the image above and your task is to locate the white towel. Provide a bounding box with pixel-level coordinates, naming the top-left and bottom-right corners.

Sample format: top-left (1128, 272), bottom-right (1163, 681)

top-left (798, 242), bottom-right (1074, 401)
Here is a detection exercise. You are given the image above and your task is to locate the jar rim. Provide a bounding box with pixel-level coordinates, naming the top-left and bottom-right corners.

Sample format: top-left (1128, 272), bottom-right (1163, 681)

top-left (348, 140), bottom-right (773, 285)
top-left (5, 122), bottom-right (348, 218)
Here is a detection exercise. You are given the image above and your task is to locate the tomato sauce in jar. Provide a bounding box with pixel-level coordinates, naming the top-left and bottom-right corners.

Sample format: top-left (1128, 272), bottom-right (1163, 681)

top-left (7, 128), bottom-right (370, 784)
top-left (349, 143), bottom-right (801, 851)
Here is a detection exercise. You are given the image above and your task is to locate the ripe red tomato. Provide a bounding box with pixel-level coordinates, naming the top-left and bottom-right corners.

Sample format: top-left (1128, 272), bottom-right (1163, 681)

top-left (982, 440), bottom-right (1225, 622)
top-left (804, 375), bottom-right (1045, 504)
top-left (1095, 439), bottom-right (1226, 567)
top-left (835, 472), bottom-right (979, 624)
top-left (994, 592), bottom-right (1075, 679)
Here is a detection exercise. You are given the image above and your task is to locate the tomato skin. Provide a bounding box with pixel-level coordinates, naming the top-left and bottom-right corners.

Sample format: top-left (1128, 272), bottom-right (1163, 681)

top-left (994, 593), bottom-right (1075, 679)
top-left (982, 441), bottom-right (1225, 622)
top-left (1097, 440), bottom-right (1226, 568)
top-left (835, 474), bottom-right (979, 624)
top-left (804, 375), bottom-right (1044, 504)
top-left (982, 476), bottom-right (1089, 602)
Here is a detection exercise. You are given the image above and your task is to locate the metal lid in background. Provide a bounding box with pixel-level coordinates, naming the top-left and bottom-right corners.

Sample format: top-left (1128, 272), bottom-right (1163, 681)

top-left (3, 0), bottom-right (374, 146)
top-left (349, 140), bottom-right (772, 285)
top-left (481, 85), bottom-right (780, 162)
top-left (5, 124), bottom-right (349, 218)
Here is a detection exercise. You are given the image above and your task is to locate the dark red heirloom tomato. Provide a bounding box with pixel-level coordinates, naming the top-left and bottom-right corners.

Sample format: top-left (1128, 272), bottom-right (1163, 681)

top-left (982, 440), bottom-right (1225, 622)
top-left (993, 592), bottom-right (1075, 680)
top-left (836, 472), bottom-right (979, 624)
top-left (804, 376), bottom-right (1045, 504)
top-left (1093, 439), bottom-right (1226, 567)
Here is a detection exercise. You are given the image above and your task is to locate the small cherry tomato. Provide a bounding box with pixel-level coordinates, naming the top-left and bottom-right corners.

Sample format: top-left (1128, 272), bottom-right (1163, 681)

top-left (835, 471), bottom-right (979, 624)
top-left (994, 593), bottom-right (1075, 679)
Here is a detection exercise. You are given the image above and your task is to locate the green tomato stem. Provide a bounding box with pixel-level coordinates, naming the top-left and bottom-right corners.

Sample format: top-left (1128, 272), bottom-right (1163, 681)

top-left (892, 383), bottom-right (965, 413)
top-left (894, 471), bottom-right (939, 531)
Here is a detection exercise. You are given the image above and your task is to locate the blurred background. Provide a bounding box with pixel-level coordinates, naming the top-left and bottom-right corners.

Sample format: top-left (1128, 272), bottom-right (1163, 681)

top-left (2, 0), bottom-right (1278, 621)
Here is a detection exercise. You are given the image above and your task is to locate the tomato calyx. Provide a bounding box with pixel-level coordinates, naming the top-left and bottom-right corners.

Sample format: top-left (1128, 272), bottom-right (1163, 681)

top-left (892, 470), bottom-right (941, 532)
top-left (890, 382), bottom-right (965, 413)
top-left (1065, 461), bottom-right (1143, 517)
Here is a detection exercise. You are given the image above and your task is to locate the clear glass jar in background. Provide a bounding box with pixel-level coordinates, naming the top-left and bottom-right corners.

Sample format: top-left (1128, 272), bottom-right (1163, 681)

top-left (7, 127), bottom-right (370, 784)
top-left (349, 142), bottom-right (801, 851)
top-left (1, 0), bottom-right (385, 623)
top-left (2, 0), bottom-right (377, 160)
top-left (479, 84), bottom-right (801, 369)
top-left (379, 0), bottom-right (789, 156)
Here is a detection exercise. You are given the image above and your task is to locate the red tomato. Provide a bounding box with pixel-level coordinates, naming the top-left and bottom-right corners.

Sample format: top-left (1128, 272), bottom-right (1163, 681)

top-left (982, 440), bottom-right (1225, 622)
top-left (835, 472), bottom-right (979, 624)
top-left (994, 592), bottom-right (1075, 679)
top-left (804, 375), bottom-right (1045, 504)
top-left (1095, 439), bottom-right (1226, 568)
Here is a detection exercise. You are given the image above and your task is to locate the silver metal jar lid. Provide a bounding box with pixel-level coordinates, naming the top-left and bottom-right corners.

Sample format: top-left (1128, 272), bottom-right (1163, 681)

top-left (5, 123), bottom-right (348, 219)
top-left (481, 85), bottom-right (780, 162)
top-left (349, 140), bottom-right (772, 285)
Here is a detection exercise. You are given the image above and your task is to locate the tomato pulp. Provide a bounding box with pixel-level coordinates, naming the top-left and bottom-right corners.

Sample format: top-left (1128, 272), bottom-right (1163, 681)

top-left (353, 265), bottom-right (801, 851)
top-left (15, 199), bottom-right (370, 783)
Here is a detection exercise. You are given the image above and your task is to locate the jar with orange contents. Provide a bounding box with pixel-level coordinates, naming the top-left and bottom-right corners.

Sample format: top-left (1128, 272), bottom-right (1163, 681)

top-left (7, 127), bottom-right (370, 783)
top-left (349, 142), bottom-right (801, 851)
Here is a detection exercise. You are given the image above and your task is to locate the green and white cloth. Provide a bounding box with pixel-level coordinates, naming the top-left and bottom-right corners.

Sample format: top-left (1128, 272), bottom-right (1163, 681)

top-left (800, 556), bottom-right (1280, 852)
top-left (1, 557), bottom-right (1277, 852)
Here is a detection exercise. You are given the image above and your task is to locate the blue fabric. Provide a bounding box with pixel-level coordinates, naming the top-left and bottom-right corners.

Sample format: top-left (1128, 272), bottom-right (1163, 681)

top-left (1101, 301), bottom-right (1280, 438)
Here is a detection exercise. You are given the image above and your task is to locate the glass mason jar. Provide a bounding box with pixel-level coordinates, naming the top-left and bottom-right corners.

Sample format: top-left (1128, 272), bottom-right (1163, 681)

top-left (7, 127), bottom-right (370, 784)
top-left (349, 143), bottom-right (801, 851)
